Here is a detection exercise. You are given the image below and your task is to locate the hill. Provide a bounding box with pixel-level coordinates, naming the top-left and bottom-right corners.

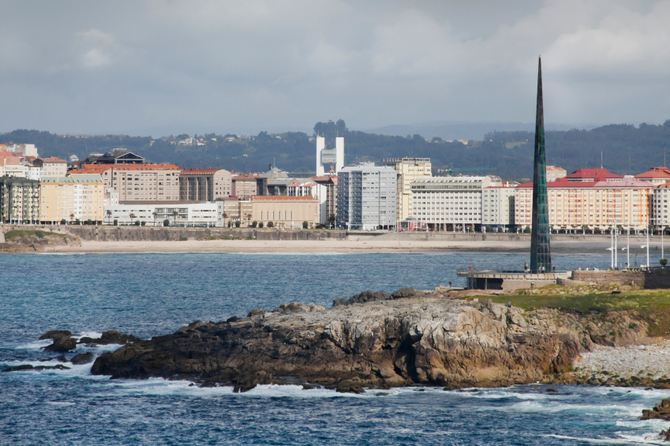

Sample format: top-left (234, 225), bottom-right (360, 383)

top-left (1, 120), bottom-right (669, 180)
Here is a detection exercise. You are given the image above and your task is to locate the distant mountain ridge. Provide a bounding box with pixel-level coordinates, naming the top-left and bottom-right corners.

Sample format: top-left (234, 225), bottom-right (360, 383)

top-left (365, 121), bottom-right (594, 141)
top-left (1, 120), bottom-right (668, 181)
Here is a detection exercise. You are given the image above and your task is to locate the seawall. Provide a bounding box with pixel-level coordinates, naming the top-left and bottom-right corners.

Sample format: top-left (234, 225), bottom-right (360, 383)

top-left (0, 224), bottom-right (348, 242)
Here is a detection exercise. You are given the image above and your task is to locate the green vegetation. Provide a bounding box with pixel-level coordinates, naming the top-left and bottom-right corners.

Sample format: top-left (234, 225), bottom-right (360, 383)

top-left (179, 236), bottom-right (187, 241)
top-left (488, 288), bottom-right (670, 337)
top-left (4, 230), bottom-right (67, 241)
top-left (5, 120), bottom-right (670, 180)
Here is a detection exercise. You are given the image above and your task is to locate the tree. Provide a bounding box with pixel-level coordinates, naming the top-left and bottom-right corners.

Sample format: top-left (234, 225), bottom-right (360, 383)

top-left (222, 212), bottom-right (228, 228)
top-left (302, 221), bottom-right (308, 229)
top-left (172, 210), bottom-right (178, 226)
top-left (129, 213), bottom-right (136, 225)
top-left (661, 258), bottom-right (668, 267)
top-left (267, 221), bottom-right (274, 228)
top-left (246, 213), bottom-right (252, 227)
top-left (152, 211), bottom-right (157, 227)
top-left (259, 222), bottom-right (264, 228)
top-left (235, 220), bottom-right (241, 228)
top-left (163, 219), bottom-right (170, 227)
top-left (326, 214), bottom-right (336, 228)
top-left (106, 210), bottom-right (112, 225)
top-left (69, 213), bottom-right (74, 224)
top-left (251, 221), bottom-right (258, 228)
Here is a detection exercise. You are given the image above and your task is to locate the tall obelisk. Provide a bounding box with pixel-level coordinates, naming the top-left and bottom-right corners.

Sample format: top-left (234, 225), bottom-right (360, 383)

top-left (530, 57), bottom-right (552, 273)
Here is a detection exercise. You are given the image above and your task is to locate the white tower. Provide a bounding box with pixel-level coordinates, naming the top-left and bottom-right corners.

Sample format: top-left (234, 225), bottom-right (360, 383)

top-left (335, 137), bottom-right (344, 172)
top-left (316, 136), bottom-right (326, 176)
top-left (316, 136), bottom-right (345, 176)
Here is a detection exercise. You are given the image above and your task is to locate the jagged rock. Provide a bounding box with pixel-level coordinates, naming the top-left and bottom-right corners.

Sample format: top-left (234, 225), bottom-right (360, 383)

top-left (79, 330), bottom-right (140, 345)
top-left (44, 335), bottom-right (77, 352)
top-left (391, 288), bottom-right (416, 299)
top-left (91, 291), bottom-right (599, 392)
top-left (272, 302), bottom-right (324, 314)
top-left (333, 291), bottom-right (391, 307)
top-left (40, 355), bottom-right (67, 363)
top-left (336, 380), bottom-right (364, 394)
top-left (71, 352), bottom-right (96, 365)
top-left (226, 316), bottom-right (240, 323)
top-left (641, 398), bottom-right (670, 421)
top-left (247, 309), bottom-right (267, 318)
top-left (39, 330), bottom-right (72, 340)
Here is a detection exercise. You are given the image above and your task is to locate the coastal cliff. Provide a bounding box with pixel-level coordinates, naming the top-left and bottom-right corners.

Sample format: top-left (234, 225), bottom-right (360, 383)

top-left (91, 288), bottom-right (651, 392)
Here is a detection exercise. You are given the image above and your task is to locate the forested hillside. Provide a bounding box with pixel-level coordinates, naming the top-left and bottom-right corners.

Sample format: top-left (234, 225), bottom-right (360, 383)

top-left (1, 120), bottom-right (669, 180)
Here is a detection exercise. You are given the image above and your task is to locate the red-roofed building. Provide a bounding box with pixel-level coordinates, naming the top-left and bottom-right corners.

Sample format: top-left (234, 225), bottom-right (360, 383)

top-left (178, 168), bottom-right (231, 201)
top-left (311, 174), bottom-right (338, 225)
top-left (515, 168), bottom-right (653, 231)
top-left (635, 167), bottom-right (670, 186)
top-left (69, 163), bottom-right (181, 203)
top-left (34, 157), bottom-right (67, 178)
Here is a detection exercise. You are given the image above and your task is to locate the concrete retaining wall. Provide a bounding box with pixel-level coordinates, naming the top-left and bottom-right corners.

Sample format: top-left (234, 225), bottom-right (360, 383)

top-left (571, 269), bottom-right (670, 289)
top-left (0, 224), bottom-right (348, 242)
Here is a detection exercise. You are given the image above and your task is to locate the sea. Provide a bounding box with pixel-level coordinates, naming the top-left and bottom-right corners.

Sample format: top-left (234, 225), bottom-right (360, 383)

top-left (1, 251), bottom-right (669, 445)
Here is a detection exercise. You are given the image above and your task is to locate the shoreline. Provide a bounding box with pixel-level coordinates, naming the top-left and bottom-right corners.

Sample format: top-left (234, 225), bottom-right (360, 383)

top-left (41, 238), bottom-right (631, 254)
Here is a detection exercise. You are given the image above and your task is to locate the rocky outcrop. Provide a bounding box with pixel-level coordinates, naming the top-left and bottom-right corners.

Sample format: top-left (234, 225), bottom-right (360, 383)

top-left (641, 399), bottom-right (670, 441)
top-left (0, 232), bottom-right (80, 253)
top-left (91, 290), bottom-right (638, 392)
top-left (79, 330), bottom-right (141, 345)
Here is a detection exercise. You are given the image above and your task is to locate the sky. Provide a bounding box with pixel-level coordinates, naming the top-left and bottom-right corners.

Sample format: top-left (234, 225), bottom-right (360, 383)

top-left (2, 0), bottom-right (670, 136)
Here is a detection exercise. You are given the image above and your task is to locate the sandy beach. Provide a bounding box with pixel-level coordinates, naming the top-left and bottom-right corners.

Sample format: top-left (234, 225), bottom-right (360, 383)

top-left (44, 238), bottom-right (603, 254)
top-left (42, 237), bottom-right (632, 254)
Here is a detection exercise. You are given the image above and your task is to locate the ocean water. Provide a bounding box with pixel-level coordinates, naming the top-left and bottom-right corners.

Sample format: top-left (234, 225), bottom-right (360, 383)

top-left (1, 252), bottom-right (668, 445)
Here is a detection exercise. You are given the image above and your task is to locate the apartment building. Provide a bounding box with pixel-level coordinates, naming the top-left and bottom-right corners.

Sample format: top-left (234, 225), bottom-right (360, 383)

top-left (652, 183), bottom-right (670, 226)
top-left (546, 165), bottom-right (567, 182)
top-left (0, 176), bottom-right (40, 222)
top-left (70, 164), bottom-right (181, 203)
top-left (410, 175), bottom-right (501, 231)
top-left (635, 167), bottom-right (670, 186)
top-left (383, 157), bottom-right (432, 222)
top-left (482, 183), bottom-right (517, 230)
top-left (216, 197), bottom-right (243, 226)
top-left (232, 174), bottom-right (259, 199)
top-left (34, 157), bottom-right (67, 178)
top-left (0, 153), bottom-right (26, 178)
top-left (311, 175), bottom-right (337, 225)
top-left (0, 143), bottom-right (38, 157)
top-left (179, 169), bottom-right (232, 201)
top-left (337, 164), bottom-right (397, 230)
top-left (40, 174), bottom-right (104, 223)
top-left (515, 168), bottom-right (653, 231)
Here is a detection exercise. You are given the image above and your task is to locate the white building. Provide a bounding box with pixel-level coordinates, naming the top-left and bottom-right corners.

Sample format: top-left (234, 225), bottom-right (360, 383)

top-left (383, 157), bottom-right (432, 222)
top-left (1, 143), bottom-right (38, 157)
top-left (410, 175), bottom-right (501, 231)
top-left (316, 136), bottom-right (344, 176)
top-left (105, 202), bottom-right (218, 226)
top-left (482, 183), bottom-right (517, 231)
top-left (337, 164), bottom-right (397, 230)
top-left (652, 183), bottom-right (670, 227)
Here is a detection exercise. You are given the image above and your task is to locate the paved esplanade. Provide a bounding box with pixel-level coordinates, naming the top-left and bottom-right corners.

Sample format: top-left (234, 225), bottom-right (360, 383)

top-left (529, 57), bottom-right (552, 273)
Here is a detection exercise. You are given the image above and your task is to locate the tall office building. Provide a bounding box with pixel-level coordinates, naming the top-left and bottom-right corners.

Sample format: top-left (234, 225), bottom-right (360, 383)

top-left (383, 157), bottom-right (431, 222)
top-left (337, 164), bottom-right (397, 230)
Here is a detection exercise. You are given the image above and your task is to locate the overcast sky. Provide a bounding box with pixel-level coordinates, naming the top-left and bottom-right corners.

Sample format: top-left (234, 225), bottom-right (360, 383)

top-left (2, 0), bottom-right (670, 136)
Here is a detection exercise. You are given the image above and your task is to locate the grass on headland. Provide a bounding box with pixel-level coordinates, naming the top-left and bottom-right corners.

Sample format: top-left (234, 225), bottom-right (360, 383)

top-left (4, 230), bottom-right (67, 241)
top-left (486, 287), bottom-right (670, 337)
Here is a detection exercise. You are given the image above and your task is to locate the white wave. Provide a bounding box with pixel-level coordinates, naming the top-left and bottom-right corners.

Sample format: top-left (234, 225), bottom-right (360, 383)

top-left (547, 433), bottom-right (667, 445)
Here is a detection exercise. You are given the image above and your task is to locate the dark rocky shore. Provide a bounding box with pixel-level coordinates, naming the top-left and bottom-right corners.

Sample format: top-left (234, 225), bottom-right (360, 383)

top-left (87, 288), bottom-right (653, 393)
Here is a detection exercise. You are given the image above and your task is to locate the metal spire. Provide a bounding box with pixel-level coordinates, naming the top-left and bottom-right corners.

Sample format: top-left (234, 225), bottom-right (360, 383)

top-left (530, 57), bottom-right (552, 273)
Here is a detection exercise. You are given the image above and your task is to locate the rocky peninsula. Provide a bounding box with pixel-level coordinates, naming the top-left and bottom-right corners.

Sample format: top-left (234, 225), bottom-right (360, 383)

top-left (90, 287), bottom-right (663, 392)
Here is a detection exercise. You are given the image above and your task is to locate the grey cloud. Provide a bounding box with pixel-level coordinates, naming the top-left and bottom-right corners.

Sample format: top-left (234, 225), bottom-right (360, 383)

top-left (1, 0), bottom-right (669, 136)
